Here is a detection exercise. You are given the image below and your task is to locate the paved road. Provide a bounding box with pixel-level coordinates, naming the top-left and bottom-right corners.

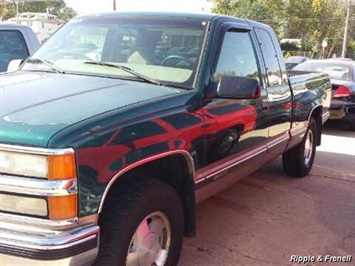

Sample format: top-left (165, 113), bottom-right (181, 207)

top-left (180, 123), bottom-right (355, 266)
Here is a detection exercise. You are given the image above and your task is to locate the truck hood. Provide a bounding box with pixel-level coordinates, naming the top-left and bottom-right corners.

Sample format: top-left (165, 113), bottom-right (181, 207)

top-left (0, 72), bottom-right (181, 147)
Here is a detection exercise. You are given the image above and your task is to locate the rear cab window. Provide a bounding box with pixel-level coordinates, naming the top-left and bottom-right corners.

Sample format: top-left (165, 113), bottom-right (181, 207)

top-left (0, 30), bottom-right (29, 72)
top-left (253, 27), bottom-right (285, 87)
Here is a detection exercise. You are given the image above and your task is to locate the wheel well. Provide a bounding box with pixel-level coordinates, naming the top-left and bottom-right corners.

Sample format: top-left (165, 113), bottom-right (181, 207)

top-left (100, 154), bottom-right (196, 237)
top-left (230, 124), bottom-right (244, 134)
top-left (310, 106), bottom-right (322, 146)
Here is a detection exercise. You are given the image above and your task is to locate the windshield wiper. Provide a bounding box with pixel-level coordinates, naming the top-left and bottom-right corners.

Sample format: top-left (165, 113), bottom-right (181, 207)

top-left (26, 58), bottom-right (65, 74)
top-left (84, 61), bottom-right (162, 86)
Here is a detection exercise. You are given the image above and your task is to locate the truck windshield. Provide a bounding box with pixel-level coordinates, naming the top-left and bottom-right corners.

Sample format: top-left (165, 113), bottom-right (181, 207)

top-left (24, 15), bottom-right (208, 88)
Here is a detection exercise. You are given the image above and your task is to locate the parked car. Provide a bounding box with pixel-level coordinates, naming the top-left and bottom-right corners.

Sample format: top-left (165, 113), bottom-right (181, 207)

top-left (0, 23), bottom-right (40, 72)
top-left (294, 59), bottom-right (355, 130)
top-left (285, 56), bottom-right (310, 69)
top-left (329, 57), bottom-right (353, 62)
top-left (0, 12), bottom-right (331, 265)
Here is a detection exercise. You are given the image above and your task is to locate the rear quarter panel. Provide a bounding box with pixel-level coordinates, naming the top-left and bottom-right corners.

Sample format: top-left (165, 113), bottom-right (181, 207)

top-left (289, 71), bottom-right (331, 128)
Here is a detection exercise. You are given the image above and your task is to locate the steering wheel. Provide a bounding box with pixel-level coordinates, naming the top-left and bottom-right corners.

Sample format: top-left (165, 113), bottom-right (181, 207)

top-left (161, 55), bottom-right (194, 67)
top-left (48, 51), bottom-right (94, 61)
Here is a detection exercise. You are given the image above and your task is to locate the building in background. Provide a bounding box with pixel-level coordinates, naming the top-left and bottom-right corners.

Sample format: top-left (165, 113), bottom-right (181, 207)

top-left (7, 10), bottom-right (60, 42)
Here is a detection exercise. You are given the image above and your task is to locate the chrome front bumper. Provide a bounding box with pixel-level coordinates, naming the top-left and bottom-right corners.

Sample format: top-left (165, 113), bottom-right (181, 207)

top-left (0, 213), bottom-right (99, 266)
top-left (0, 144), bottom-right (99, 265)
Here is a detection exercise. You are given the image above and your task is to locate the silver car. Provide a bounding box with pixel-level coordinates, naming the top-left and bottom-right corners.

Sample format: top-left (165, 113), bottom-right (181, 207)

top-left (294, 59), bottom-right (355, 130)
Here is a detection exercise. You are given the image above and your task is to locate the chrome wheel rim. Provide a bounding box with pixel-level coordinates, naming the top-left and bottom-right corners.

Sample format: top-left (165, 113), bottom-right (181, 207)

top-left (126, 211), bottom-right (171, 266)
top-left (304, 129), bottom-right (314, 166)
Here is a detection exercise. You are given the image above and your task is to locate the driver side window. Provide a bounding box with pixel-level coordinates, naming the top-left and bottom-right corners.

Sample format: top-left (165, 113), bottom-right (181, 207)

top-left (214, 30), bottom-right (260, 83)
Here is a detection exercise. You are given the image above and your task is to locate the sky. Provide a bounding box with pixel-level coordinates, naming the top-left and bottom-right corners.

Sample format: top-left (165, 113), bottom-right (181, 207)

top-left (64, 0), bottom-right (213, 14)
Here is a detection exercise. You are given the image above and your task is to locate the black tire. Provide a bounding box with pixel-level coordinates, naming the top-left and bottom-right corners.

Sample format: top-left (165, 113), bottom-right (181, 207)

top-left (94, 177), bottom-right (184, 266)
top-left (282, 118), bottom-right (317, 177)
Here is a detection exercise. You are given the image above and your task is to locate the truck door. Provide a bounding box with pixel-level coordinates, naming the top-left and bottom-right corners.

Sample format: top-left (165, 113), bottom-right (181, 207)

top-left (196, 25), bottom-right (270, 187)
top-left (253, 27), bottom-right (292, 155)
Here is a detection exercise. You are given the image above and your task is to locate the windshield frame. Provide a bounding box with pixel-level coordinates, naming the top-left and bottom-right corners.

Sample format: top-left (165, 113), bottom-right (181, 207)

top-left (22, 14), bottom-right (210, 90)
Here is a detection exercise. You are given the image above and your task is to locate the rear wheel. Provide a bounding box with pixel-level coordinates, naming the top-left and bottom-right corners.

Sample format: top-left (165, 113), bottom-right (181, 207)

top-left (94, 177), bottom-right (184, 266)
top-left (282, 118), bottom-right (317, 177)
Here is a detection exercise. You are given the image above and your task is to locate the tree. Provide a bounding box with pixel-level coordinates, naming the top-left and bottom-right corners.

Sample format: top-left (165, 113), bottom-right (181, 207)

top-left (346, 4), bottom-right (355, 57)
top-left (0, 0), bottom-right (15, 20)
top-left (57, 6), bottom-right (77, 21)
top-left (0, 1), bottom-right (4, 20)
top-left (286, 0), bottom-right (346, 55)
top-left (209, 0), bottom-right (353, 58)
top-left (1, 0), bottom-right (77, 21)
top-left (211, 0), bottom-right (286, 36)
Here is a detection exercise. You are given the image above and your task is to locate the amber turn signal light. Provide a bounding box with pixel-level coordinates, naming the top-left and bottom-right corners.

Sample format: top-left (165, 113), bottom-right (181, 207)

top-left (48, 195), bottom-right (77, 220)
top-left (48, 153), bottom-right (76, 180)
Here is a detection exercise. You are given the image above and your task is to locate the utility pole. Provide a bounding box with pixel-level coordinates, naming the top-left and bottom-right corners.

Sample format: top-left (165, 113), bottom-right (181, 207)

top-left (341, 0), bottom-right (351, 58)
top-left (113, 0), bottom-right (116, 11)
top-left (15, 1), bottom-right (19, 22)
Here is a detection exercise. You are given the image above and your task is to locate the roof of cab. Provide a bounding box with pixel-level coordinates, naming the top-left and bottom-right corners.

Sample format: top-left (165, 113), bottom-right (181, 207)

top-left (76, 11), bottom-right (272, 30)
top-left (77, 11), bottom-right (219, 21)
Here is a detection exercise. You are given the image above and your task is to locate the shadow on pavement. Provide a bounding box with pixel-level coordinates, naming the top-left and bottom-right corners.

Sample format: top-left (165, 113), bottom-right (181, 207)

top-left (180, 149), bottom-right (355, 265)
top-left (323, 120), bottom-right (355, 138)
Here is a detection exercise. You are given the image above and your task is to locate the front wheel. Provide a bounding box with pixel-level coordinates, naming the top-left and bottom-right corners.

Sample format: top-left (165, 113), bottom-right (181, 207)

top-left (94, 177), bottom-right (184, 266)
top-left (282, 118), bottom-right (317, 177)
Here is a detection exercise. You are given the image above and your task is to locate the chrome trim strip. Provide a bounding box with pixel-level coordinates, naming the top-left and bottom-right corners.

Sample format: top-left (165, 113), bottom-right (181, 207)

top-left (0, 248), bottom-right (98, 266)
top-left (0, 144), bottom-right (74, 156)
top-left (290, 124), bottom-right (307, 137)
top-left (0, 225), bottom-right (99, 250)
top-left (267, 133), bottom-right (289, 149)
top-left (78, 214), bottom-right (98, 226)
top-left (197, 145), bottom-right (267, 185)
top-left (98, 150), bottom-right (195, 213)
top-left (0, 212), bottom-right (78, 228)
top-left (322, 111), bottom-right (330, 123)
top-left (0, 175), bottom-right (77, 196)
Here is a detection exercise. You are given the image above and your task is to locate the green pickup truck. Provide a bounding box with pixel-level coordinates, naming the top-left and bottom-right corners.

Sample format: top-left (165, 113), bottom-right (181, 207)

top-left (0, 12), bottom-right (331, 266)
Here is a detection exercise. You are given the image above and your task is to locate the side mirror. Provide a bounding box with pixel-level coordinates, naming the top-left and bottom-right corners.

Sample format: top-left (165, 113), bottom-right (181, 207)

top-left (217, 76), bottom-right (261, 99)
top-left (7, 59), bottom-right (23, 72)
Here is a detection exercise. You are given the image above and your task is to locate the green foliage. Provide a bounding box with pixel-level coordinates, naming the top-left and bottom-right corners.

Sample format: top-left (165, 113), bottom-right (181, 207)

top-left (210, 0), bottom-right (354, 58)
top-left (56, 6), bottom-right (77, 21)
top-left (211, 0), bottom-right (285, 36)
top-left (0, 1), bottom-right (16, 20)
top-left (1, 0), bottom-right (77, 21)
top-left (280, 42), bottom-right (300, 51)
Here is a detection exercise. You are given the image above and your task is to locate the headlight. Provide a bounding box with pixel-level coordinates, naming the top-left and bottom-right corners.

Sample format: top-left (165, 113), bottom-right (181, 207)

top-left (0, 193), bottom-right (47, 217)
top-left (0, 150), bottom-right (76, 180)
top-left (0, 151), bottom-right (48, 178)
top-left (0, 146), bottom-right (78, 220)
